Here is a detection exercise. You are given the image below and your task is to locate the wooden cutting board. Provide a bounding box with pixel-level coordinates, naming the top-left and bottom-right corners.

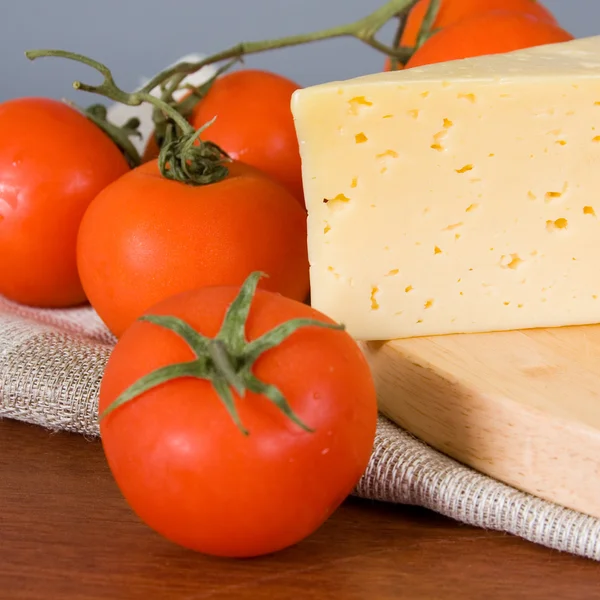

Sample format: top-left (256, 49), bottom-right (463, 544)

top-left (360, 325), bottom-right (600, 519)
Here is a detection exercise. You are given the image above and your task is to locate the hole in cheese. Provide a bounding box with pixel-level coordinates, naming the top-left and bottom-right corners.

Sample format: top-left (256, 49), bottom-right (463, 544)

top-left (458, 93), bottom-right (476, 103)
top-left (351, 177), bottom-right (358, 188)
top-left (348, 96), bottom-right (373, 115)
top-left (443, 222), bottom-right (463, 231)
top-left (500, 254), bottom-right (524, 270)
top-left (584, 206), bottom-right (596, 216)
top-left (385, 269), bottom-right (399, 277)
top-left (434, 246), bottom-right (442, 255)
top-left (431, 128), bottom-right (447, 152)
top-left (355, 133), bottom-right (368, 144)
top-left (407, 109), bottom-right (419, 119)
top-left (546, 218), bottom-right (568, 231)
top-left (545, 191), bottom-right (563, 202)
top-left (323, 193), bottom-right (351, 211)
top-left (376, 150), bottom-right (399, 162)
top-left (424, 299), bottom-right (434, 309)
top-left (456, 164), bottom-right (474, 174)
top-left (370, 287), bottom-right (380, 310)
top-left (405, 285), bottom-right (414, 293)
top-left (466, 204), bottom-right (479, 212)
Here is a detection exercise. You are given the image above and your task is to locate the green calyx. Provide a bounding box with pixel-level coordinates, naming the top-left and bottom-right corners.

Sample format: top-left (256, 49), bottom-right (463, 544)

top-left (99, 272), bottom-right (345, 436)
top-left (159, 119), bottom-right (232, 186)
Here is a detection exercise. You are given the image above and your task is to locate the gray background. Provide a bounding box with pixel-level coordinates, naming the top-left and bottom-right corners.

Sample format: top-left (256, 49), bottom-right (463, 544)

top-left (0, 0), bottom-right (597, 103)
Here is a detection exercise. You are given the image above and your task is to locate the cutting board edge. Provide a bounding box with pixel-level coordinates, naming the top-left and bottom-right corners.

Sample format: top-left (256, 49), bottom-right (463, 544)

top-left (362, 337), bottom-right (600, 520)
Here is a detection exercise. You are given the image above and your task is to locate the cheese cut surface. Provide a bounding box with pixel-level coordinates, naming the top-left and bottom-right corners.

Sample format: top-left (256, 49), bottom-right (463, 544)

top-left (292, 36), bottom-right (600, 341)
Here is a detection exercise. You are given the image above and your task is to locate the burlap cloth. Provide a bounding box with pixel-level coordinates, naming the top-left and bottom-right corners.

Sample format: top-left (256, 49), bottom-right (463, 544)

top-left (2, 296), bottom-right (600, 560)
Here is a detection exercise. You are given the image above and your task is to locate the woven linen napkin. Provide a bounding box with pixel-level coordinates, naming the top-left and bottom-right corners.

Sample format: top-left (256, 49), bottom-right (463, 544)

top-left (1, 295), bottom-right (599, 560)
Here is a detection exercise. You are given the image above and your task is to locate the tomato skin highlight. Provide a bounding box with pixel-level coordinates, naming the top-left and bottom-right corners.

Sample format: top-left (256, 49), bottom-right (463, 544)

top-left (99, 285), bottom-right (378, 558)
top-left (0, 97), bottom-right (129, 307)
top-left (143, 69), bottom-right (304, 205)
top-left (77, 159), bottom-right (310, 338)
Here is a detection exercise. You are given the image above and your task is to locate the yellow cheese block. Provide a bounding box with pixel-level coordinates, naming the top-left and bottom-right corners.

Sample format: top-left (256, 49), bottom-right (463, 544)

top-left (292, 36), bottom-right (600, 341)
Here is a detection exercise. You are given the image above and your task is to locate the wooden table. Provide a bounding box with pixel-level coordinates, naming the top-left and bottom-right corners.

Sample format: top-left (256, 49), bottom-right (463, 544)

top-left (1, 419), bottom-right (598, 600)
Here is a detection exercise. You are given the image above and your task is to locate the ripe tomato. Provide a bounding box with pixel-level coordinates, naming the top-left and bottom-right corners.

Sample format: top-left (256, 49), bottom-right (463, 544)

top-left (143, 69), bottom-right (304, 205)
top-left (77, 159), bottom-right (309, 338)
top-left (384, 0), bottom-right (559, 70)
top-left (0, 97), bottom-right (129, 307)
top-left (98, 274), bottom-right (378, 557)
top-left (403, 0), bottom-right (557, 46)
top-left (405, 11), bottom-right (573, 68)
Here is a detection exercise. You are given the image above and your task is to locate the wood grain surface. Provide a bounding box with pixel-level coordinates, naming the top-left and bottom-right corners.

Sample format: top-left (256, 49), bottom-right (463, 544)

top-left (362, 324), bottom-right (600, 519)
top-left (1, 418), bottom-right (599, 599)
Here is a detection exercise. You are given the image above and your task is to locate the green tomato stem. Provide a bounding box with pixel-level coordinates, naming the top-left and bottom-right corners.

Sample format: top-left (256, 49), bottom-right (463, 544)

top-left (138, 0), bottom-right (422, 120)
top-left (99, 272), bottom-right (345, 436)
top-left (25, 49), bottom-right (231, 185)
top-left (25, 49), bottom-right (194, 135)
top-left (65, 100), bottom-right (142, 168)
top-left (416, 0), bottom-right (442, 47)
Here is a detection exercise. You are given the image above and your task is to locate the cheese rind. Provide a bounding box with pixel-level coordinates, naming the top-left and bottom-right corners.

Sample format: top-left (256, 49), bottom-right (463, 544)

top-left (292, 36), bottom-right (600, 341)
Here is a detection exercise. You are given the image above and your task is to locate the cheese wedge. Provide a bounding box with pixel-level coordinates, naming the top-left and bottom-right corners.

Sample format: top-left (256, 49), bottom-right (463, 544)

top-left (292, 36), bottom-right (600, 341)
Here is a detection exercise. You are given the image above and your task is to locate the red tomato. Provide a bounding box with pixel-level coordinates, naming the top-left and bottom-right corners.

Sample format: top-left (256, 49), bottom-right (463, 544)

top-left (405, 11), bottom-right (574, 68)
top-left (403, 0), bottom-right (558, 46)
top-left (384, 0), bottom-right (560, 71)
top-left (77, 159), bottom-right (309, 338)
top-left (143, 69), bottom-right (304, 205)
top-left (98, 275), bottom-right (378, 557)
top-left (0, 97), bottom-right (129, 307)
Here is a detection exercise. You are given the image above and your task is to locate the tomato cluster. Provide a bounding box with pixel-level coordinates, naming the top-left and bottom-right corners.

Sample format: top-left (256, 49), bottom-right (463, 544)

top-left (0, 0), bottom-right (573, 559)
top-left (0, 60), bottom-right (378, 558)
